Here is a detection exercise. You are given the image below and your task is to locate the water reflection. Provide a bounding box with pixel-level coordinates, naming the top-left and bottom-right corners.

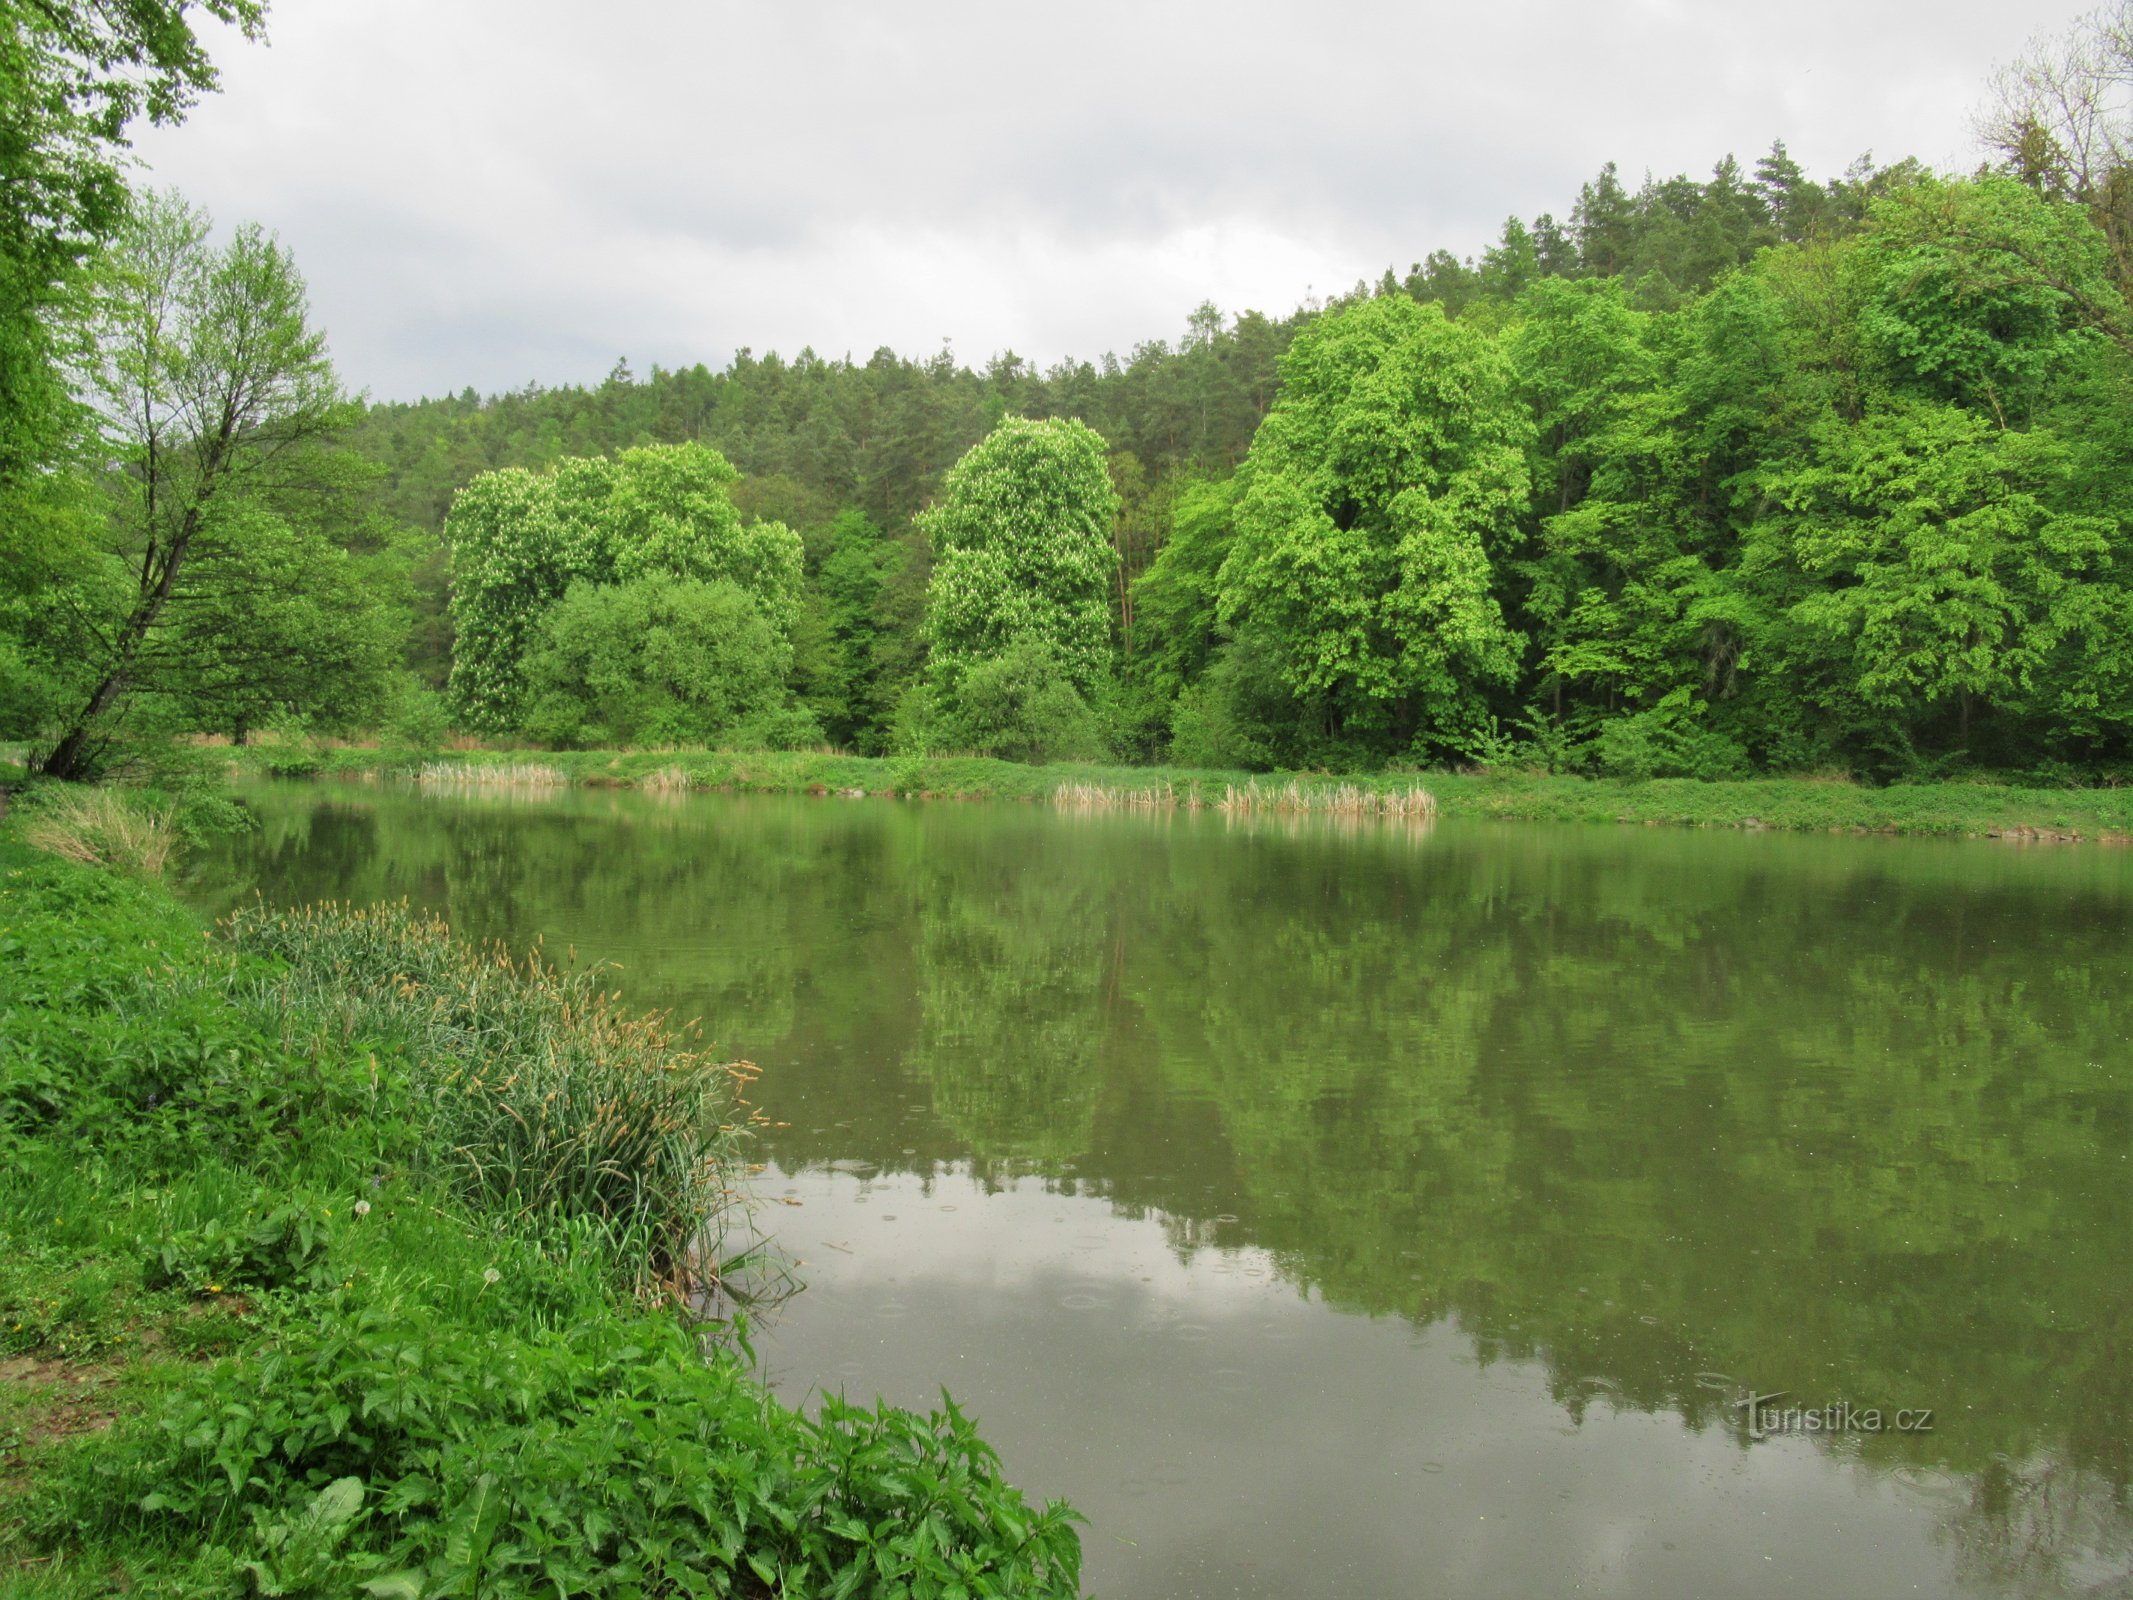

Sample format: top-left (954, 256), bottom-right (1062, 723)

top-left (196, 783), bottom-right (2133, 1598)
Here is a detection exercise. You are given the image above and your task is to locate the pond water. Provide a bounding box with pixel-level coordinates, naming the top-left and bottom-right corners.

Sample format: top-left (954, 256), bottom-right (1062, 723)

top-left (195, 783), bottom-right (2133, 1599)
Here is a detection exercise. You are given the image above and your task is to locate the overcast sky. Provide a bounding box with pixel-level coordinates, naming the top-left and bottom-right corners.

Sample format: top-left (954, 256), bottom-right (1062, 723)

top-left (133, 0), bottom-right (2086, 403)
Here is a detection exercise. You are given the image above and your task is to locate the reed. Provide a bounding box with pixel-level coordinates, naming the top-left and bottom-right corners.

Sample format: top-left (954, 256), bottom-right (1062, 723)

top-left (22, 787), bottom-right (180, 878)
top-left (1051, 779), bottom-right (1185, 812)
top-left (1214, 779), bottom-right (1437, 819)
top-left (636, 764), bottom-right (694, 794)
top-left (221, 898), bottom-right (754, 1290)
top-left (415, 759), bottom-right (568, 791)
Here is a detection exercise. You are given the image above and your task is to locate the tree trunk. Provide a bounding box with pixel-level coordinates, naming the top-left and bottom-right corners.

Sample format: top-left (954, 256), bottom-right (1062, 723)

top-left (40, 670), bottom-right (131, 781)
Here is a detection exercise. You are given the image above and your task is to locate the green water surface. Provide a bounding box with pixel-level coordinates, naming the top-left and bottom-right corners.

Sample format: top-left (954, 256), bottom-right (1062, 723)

top-left (195, 783), bottom-right (2133, 1598)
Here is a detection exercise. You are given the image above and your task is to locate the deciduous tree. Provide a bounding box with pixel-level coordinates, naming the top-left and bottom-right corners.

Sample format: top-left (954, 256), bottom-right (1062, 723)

top-left (919, 416), bottom-right (1120, 706)
top-left (40, 190), bottom-right (350, 779)
top-left (1217, 295), bottom-right (1531, 759)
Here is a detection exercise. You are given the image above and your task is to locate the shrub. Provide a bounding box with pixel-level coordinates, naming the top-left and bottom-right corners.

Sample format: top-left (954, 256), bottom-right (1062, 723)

top-left (519, 575), bottom-right (789, 749)
top-left (382, 675), bottom-right (452, 749)
top-left (1590, 693), bottom-right (1751, 782)
top-left (936, 640), bottom-right (1104, 764)
top-left (723, 702), bottom-right (829, 752)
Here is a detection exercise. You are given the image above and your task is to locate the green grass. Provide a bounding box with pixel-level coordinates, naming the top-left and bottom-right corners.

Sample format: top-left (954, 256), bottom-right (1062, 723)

top-left (223, 744), bottom-right (2133, 843)
top-left (0, 829), bottom-right (1082, 1598)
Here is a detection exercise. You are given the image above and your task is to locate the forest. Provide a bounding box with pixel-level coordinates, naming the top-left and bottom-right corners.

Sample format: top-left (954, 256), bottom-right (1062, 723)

top-left (6, 7), bottom-right (2133, 784)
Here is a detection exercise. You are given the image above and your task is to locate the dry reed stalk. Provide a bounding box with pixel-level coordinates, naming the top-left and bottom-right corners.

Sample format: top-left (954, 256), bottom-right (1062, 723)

top-left (416, 760), bottom-right (569, 791)
top-left (1051, 781), bottom-right (1180, 812)
top-left (1215, 779), bottom-right (1436, 819)
top-left (23, 787), bottom-right (179, 877)
top-left (637, 765), bottom-right (694, 794)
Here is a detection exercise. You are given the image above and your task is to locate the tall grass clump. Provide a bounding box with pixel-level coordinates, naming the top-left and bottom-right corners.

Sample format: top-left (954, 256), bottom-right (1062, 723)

top-left (1051, 779), bottom-right (1188, 812)
top-left (1215, 779), bottom-right (1437, 819)
top-left (636, 763), bottom-right (694, 794)
top-left (21, 785), bottom-right (180, 877)
top-left (221, 899), bottom-right (751, 1289)
top-left (415, 759), bottom-right (567, 791)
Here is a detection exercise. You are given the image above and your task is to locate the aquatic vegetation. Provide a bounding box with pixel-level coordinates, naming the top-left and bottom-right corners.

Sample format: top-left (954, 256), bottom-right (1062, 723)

top-left (636, 763), bottom-right (694, 793)
top-left (219, 898), bottom-right (751, 1290)
top-left (414, 758), bottom-right (567, 791)
top-left (1214, 778), bottom-right (1437, 819)
top-left (1051, 779), bottom-right (1191, 811)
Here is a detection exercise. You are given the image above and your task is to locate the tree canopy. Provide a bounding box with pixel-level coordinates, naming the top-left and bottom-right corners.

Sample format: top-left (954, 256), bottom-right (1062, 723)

top-left (444, 442), bottom-right (802, 731)
top-left (1216, 295), bottom-right (1532, 762)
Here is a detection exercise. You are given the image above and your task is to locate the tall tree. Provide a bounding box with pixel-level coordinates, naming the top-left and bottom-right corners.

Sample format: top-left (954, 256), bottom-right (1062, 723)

top-left (0, 0), bottom-right (265, 493)
top-left (919, 416), bottom-right (1120, 705)
top-left (40, 190), bottom-right (350, 780)
top-left (444, 441), bottom-right (802, 730)
top-left (1217, 295), bottom-right (1531, 759)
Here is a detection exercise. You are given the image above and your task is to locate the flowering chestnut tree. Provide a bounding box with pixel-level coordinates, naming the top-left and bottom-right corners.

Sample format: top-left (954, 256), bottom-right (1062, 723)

top-left (918, 416), bottom-right (1119, 706)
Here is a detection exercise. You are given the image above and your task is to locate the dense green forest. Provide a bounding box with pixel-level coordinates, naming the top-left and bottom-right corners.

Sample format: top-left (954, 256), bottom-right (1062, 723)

top-left (8, 4), bottom-right (2133, 782)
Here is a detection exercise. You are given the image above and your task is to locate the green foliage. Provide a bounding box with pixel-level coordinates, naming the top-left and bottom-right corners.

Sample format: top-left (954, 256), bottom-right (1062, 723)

top-left (1219, 294), bottom-right (1531, 761)
top-left (0, 859), bottom-right (373, 1175)
top-left (1590, 693), bottom-right (1751, 780)
top-left (306, 143), bottom-right (2133, 781)
top-left (219, 897), bottom-right (743, 1277)
top-left (1121, 476), bottom-right (1237, 746)
top-left (929, 639), bottom-right (1105, 764)
top-left (5, 142), bottom-right (2123, 780)
top-left (921, 417), bottom-right (1120, 720)
top-left (518, 575), bottom-right (792, 750)
top-left (65, 1302), bottom-right (1081, 1600)
top-left (37, 190), bottom-right (354, 780)
top-left (0, 839), bottom-right (1081, 1596)
top-left (444, 443), bottom-right (802, 731)
top-left (380, 674), bottom-right (452, 750)
top-left (793, 510), bottom-right (904, 751)
top-left (1760, 401), bottom-right (2117, 762)
top-left (156, 501), bottom-right (401, 742)
top-left (1853, 174), bottom-right (2119, 418)
top-left (0, 0), bottom-right (264, 504)
top-left (142, 1192), bottom-right (338, 1298)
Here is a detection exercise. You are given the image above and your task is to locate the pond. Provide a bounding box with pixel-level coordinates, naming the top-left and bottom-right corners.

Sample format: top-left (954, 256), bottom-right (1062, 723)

top-left (193, 783), bottom-right (2133, 1598)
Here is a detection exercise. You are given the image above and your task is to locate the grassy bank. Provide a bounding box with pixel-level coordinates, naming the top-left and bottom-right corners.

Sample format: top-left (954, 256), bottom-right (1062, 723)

top-left (0, 821), bottom-right (1080, 1597)
top-left (223, 745), bottom-right (2133, 843)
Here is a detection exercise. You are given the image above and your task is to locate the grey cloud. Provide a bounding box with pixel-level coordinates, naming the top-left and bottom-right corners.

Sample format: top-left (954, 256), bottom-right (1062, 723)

top-left (137, 0), bottom-right (2091, 400)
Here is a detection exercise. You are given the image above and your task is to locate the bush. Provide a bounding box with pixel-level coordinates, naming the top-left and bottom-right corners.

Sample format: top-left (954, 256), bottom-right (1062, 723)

top-left (935, 640), bottom-right (1104, 763)
top-left (1167, 638), bottom-right (1288, 770)
top-left (519, 575), bottom-right (789, 749)
top-left (723, 703), bottom-right (828, 752)
top-left (0, 867), bottom-right (379, 1173)
top-left (1590, 696), bottom-right (1751, 782)
top-left (381, 674), bottom-right (452, 749)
